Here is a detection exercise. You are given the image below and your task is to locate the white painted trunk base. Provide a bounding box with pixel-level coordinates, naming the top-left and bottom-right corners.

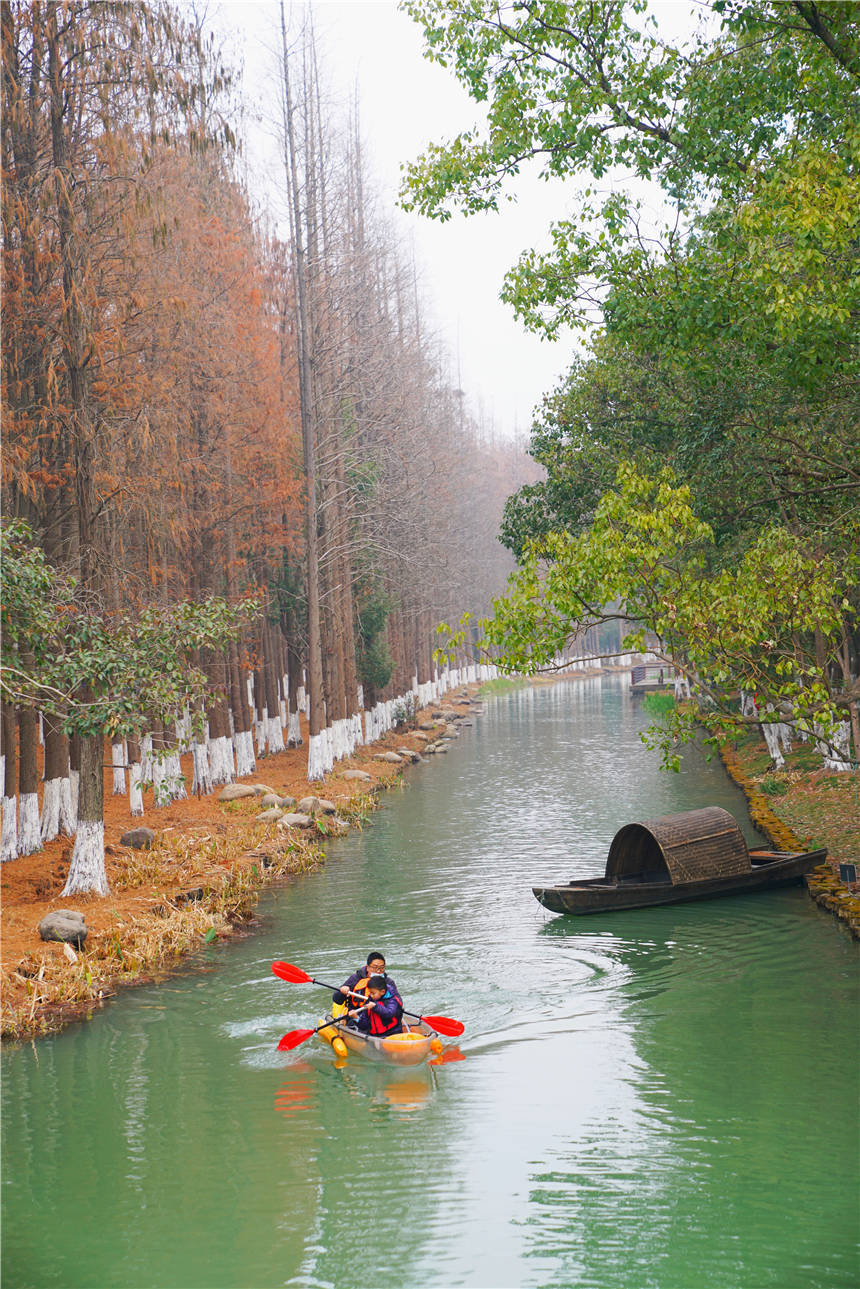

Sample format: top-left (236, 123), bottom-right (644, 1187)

top-left (166, 752), bottom-right (187, 800)
top-left (266, 715), bottom-right (285, 755)
top-left (191, 743), bottom-right (213, 797)
top-left (129, 763), bottom-right (144, 816)
top-left (18, 793), bottom-right (41, 855)
top-left (139, 733), bottom-right (153, 784)
top-left (234, 728), bottom-right (256, 778)
top-left (1, 796), bottom-right (18, 862)
top-left (256, 710), bottom-right (267, 758)
top-left (287, 711), bottom-right (303, 747)
top-left (41, 777), bottom-right (76, 842)
top-left (112, 740), bottom-right (127, 795)
top-left (823, 722), bottom-right (852, 772)
top-left (762, 724), bottom-right (785, 770)
top-left (62, 820), bottom-right (108, 896)
top-left (307, 731), bottom-right (328, 781)
top-left (151, 757), bottom-right (167, 805)
top-left (209, 735), bottom-right (235, 786)
top-left (70, 769), bottom-right (80, 822)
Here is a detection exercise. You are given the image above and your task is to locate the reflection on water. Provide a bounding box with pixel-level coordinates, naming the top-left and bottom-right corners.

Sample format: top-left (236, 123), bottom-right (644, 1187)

top-left (2, 678), bottom-right (858, 1289)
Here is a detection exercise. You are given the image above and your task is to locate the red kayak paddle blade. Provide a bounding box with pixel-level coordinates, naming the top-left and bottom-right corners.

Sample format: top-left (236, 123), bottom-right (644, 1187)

top-left (422, 1015), bottom-right (465, 1038)
top-left (277, 1028), bottom-right (315, 1051)
top-left (271, 961), bottom-right (312, 984)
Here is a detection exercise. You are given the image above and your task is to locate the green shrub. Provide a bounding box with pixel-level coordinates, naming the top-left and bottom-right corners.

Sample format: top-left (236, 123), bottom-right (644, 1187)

top-left (642, 691), bottom-right (675, 718)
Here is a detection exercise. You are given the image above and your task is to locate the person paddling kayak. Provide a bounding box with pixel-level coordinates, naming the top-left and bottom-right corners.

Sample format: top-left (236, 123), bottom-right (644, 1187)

top-left (332, 952), bottom-right (398, 1009)
top-left (347, 974), bottom-right (404, 1036)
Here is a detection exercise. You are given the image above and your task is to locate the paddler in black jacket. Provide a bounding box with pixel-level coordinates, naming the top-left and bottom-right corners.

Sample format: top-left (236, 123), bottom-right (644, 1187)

top-left (332, 951), bottom-right (398, 1009)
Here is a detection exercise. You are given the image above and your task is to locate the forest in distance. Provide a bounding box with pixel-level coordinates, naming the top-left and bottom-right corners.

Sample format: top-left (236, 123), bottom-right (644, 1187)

top-left (2, 0), bottom-right (859, 901)
top-left (1, 2), bottom-right (539, 897)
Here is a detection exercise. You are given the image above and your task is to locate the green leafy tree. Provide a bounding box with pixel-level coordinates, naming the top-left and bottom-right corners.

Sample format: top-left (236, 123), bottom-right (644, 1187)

top-left (444, 466), bottom-right (858, 767)
top-left (1, 520), bottom-right (258, 893)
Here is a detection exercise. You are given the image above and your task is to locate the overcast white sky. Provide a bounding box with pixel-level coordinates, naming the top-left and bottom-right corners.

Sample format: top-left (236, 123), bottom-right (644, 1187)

top-left (213, 0), bottom-right (581, 442)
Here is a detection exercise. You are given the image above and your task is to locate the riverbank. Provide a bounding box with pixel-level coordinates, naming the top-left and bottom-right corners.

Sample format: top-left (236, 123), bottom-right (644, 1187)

top-left (717, 728), bottom-right (860, 939)
top-left (1, 692), bottom-right (484, 1041)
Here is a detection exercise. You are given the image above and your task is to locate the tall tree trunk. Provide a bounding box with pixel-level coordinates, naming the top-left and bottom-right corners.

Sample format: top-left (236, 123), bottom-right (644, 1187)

top-left (280, 3), bottom-right (325, 778)
top-left (263, 619), bottom-right (285, 754)
top-left (205, 649), bottom-right (234, 786)
top-left (126, 732), bottom-right (144, 817)
top-left (62, 727), bottom-right (107, 896)
top-left (41, 712), bottom-right (75, 842)
top-left (230, 641), bottom-right (255, 777)
top-left (17, 664), bottom-right (40, 855)
top-left (1, 701), bottom-right (18, 862)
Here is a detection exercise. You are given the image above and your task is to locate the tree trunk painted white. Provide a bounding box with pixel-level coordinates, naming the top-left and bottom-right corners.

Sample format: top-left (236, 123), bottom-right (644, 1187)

top-left (256, 708), bottom-right (268, 758)
top-left (62, 820), bottom-right (108, 897)
top-left (209, 734), bottom-right (235, 786)
top-left (357, 685), bottom-right (364, 710)
top-left (1, 796), bottom-right (18, 862)
top-left (191, 741), bottom-right (213, 797)
top-left (166, 752), bottom-right (187, 800)
top-left (364, 710), bottom-right (374, 743)
top-left (762, 723), bottom-right (785, 770)
top-left (280, 696), bottom-right (288, 727)
top-left (41, 777), bottom-right (76, 842)
top-left (307, 730), bottom-right (327, 781)
top-left (151, 754), bottom-right (167, 805)
top-left (266, 714), bottom-right (285, 755)
top-left (740, 691), bottom-right (757, 718)
top-left (234, 728), bottom-right (256, 778)
top-left (111, 739), bottom-right (127, 795)
top-left (822, 722), bottom-right (852, 772)
top-left (18, 792), bottom-right (41, 855)
top-left (140, 733), bottom-right (152, 785)
top-left (70, 769), bottom-right (80, 821)
top-left (176, 713), bottom-right (192, 752)
top-left (129, 762), bottom-right (144, 816)
top-left (287, 710), bottom-right (303, 747)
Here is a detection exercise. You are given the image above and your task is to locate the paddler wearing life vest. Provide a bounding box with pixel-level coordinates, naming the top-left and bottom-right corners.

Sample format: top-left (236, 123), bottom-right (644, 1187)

top-left (332, 952), bottom-right (398, 1010)
top-left (347, 973), bottom-right (404, 1036)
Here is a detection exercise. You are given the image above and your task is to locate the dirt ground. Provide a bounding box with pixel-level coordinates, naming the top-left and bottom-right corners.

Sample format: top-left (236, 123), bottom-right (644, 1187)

top-left (1, 693), bottom-right (482, 1037)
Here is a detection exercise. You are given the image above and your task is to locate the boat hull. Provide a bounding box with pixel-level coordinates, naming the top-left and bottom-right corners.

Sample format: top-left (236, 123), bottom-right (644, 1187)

top-left (316, 1014), bottom-right (438, 1066)
top-left (533, 849), bottom-right (828, 915)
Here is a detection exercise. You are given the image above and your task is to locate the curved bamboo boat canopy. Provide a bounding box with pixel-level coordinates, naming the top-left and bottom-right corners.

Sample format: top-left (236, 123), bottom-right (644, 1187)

top-left (606, 807), bottom-right (751, 886)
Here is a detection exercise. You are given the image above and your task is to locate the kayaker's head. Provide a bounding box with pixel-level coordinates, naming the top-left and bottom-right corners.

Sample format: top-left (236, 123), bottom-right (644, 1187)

top-left (365, 952), bottom-right (386, 975)
top-left (366, 974), bottom-right (387, 999)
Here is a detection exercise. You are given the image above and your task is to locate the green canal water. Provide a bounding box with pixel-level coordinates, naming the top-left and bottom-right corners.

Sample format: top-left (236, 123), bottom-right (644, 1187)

top-left (3, 677), bottom-right (858, 1289)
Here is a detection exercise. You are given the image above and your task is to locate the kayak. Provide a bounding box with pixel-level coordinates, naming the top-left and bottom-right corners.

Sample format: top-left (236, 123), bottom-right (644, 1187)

top-left (316, 1011), bottom-right (442, 1066)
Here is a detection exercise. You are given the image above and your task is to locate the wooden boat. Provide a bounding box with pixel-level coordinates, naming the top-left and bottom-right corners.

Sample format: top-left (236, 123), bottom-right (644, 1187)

top-left (533, 806), bottom-right (827, 915)
top-left (316, 1012), bottom-right (441, 1066)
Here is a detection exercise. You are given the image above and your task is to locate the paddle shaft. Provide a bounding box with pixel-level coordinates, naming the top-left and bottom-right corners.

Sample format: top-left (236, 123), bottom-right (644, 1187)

top-left (278, 1006), bottom-right (368, 1051)
top-left (293, 971), bottom-right (447, 1028)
